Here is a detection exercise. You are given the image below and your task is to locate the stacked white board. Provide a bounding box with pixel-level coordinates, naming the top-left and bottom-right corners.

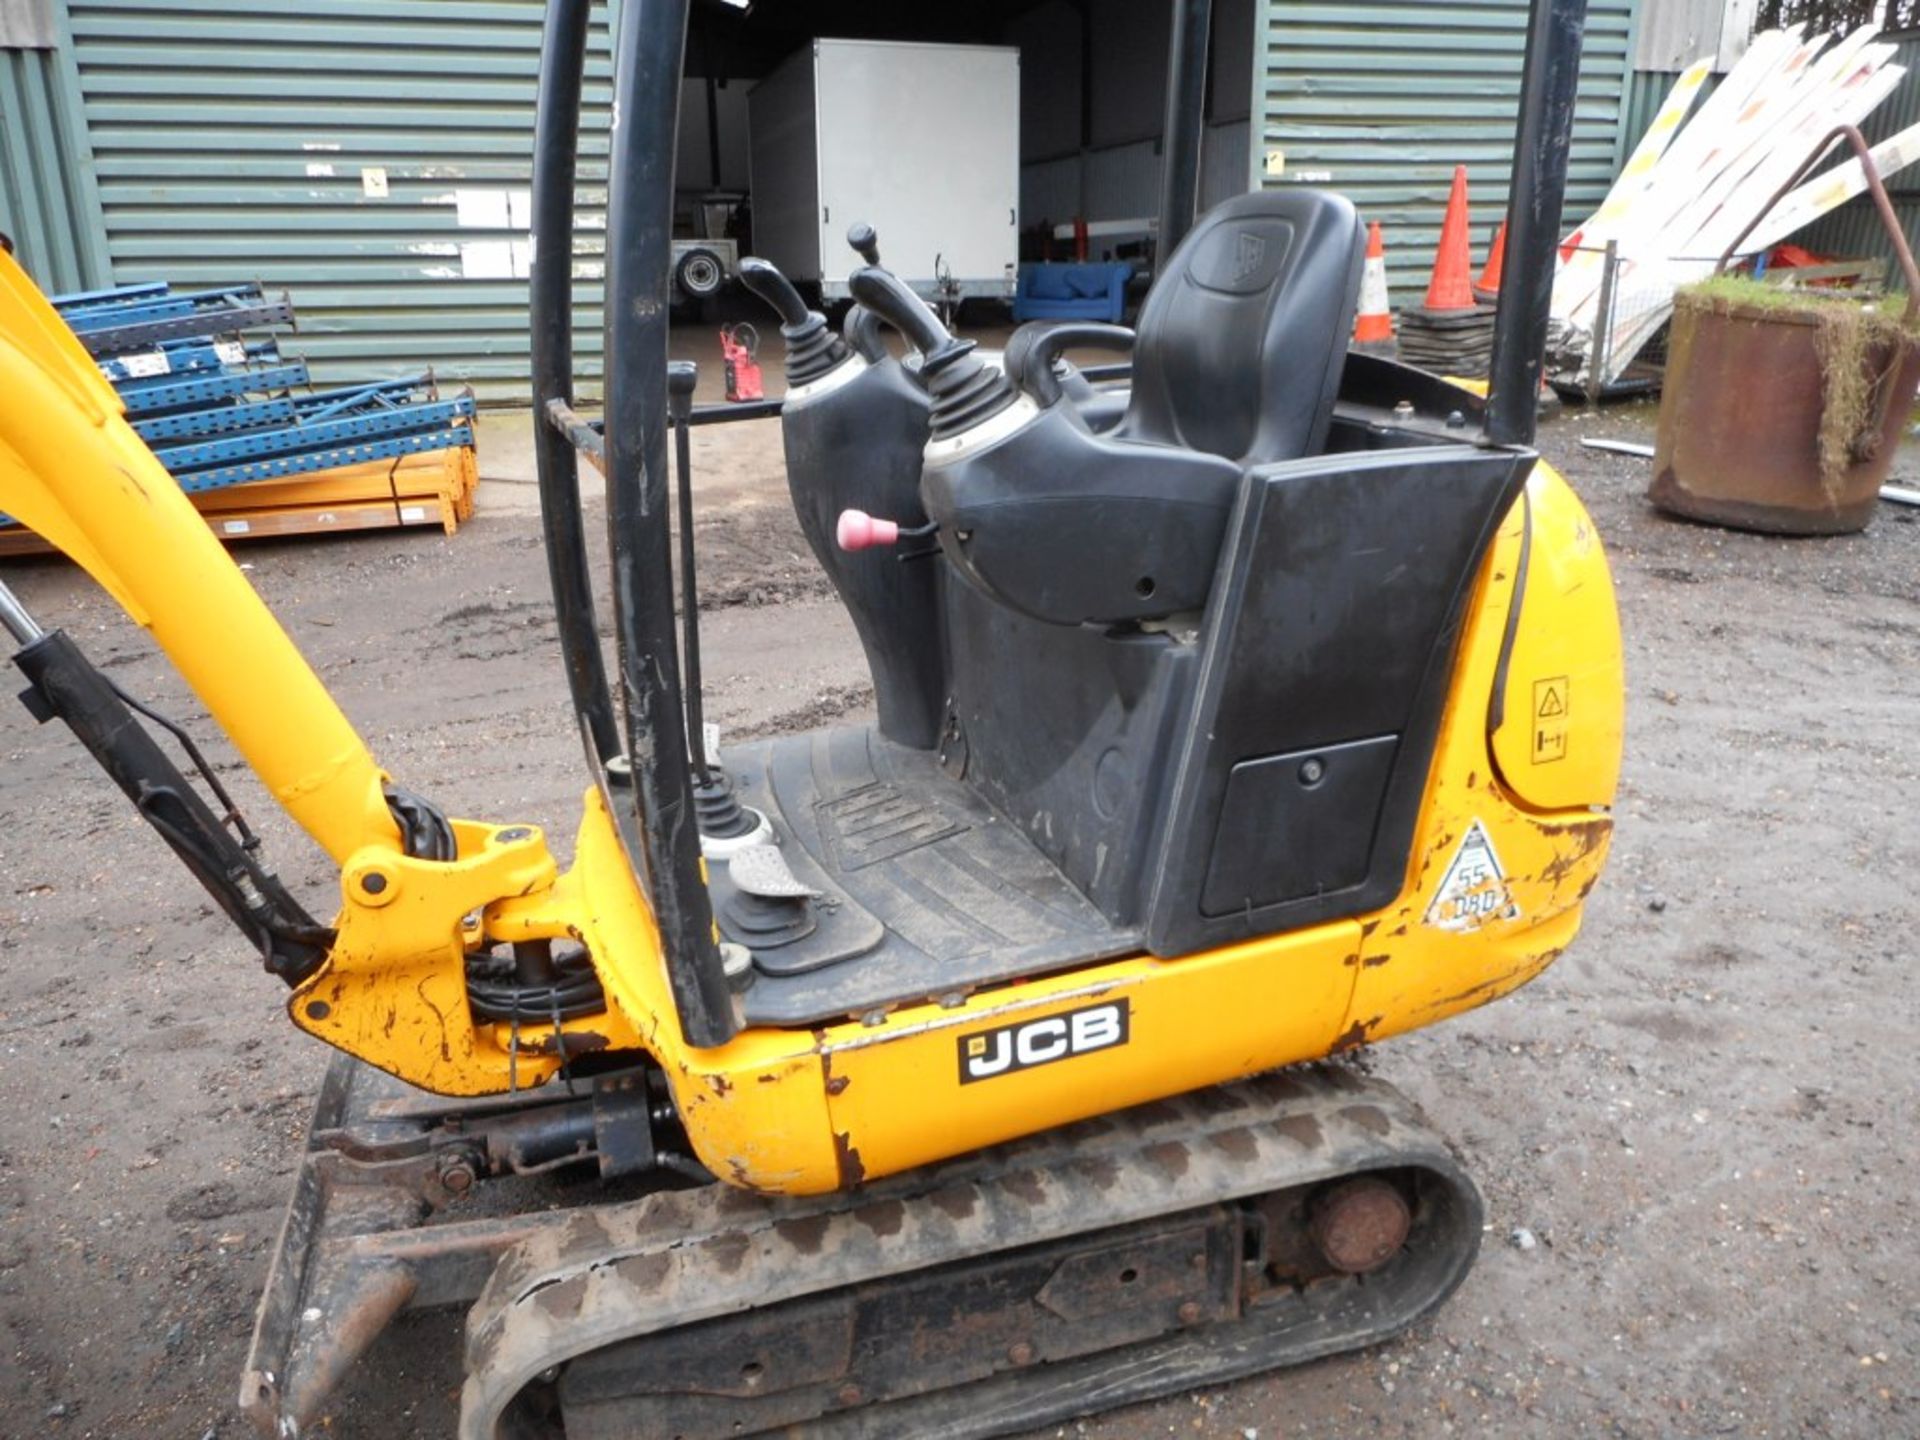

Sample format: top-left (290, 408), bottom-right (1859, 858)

top-left (1550, 25), bottom-right (1920, 389)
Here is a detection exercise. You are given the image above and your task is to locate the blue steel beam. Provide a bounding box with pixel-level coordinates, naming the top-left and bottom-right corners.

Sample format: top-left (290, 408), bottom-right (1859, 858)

top-left (177, 428), bottom-right (472, 493)
top-left (63, 283), bottom-right (269, 332)
top-left (103, 339), bottom-right (281, 385)
top-left (132, 396), bottom-right (300, 444)
top-left (115, 362), bottom-right (309, 416)
top-left (79, 297), bottom-right (295, 357)
top-left (129, 376), bottom-right (431, 443)
top-left (155, 398), bottom-right (475, 473)
top-left (63, 296), bottom-right (197, 333)
top-left (49, 280), bottom-right (169, 312)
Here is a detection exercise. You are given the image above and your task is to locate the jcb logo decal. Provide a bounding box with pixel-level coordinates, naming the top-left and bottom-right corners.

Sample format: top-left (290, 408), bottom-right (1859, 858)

top-left (957, 1000), bottom-right (1130, 1084)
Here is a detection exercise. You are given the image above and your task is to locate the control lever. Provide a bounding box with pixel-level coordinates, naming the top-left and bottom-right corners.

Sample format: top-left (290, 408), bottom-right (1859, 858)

top-left (847, 266), bottom-right (962, 365)
top-left (840, 224), bottom-right (890, 364)
top-left (837, 509), bottom-right (899, 551)
top-left (668, 361), bottom-right (757, 843)
top-left (736, 257), bottom-right (809, 329)
top-left (737, 256), bottom-right (848, 384)
top-left (847, 222), bottom-right (883, 269)
top-left (1005, 322), bottom-right (1136, 407)
top-left (837, 509), bottom-right (939, 559)
top-left (842, 305), bottom-right (889, 365)
top-left (850, 266), bottom-right (1018, 440)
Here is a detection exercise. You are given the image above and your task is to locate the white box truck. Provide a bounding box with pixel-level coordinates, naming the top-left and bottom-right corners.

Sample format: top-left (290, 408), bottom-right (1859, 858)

top-left (748, 39), bottom-right (1020, 304)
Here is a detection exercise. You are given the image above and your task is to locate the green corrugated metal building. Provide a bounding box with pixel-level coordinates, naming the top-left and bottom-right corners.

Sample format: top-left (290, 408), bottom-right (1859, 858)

top-left (6, 0), bottom-right (1656, 400)
top-left (0, 1), bottom-right (111, 296)
top-left (66, 0), bottom-right (616, 400)
top-left (1252, 0), bottom-right (1640, 300)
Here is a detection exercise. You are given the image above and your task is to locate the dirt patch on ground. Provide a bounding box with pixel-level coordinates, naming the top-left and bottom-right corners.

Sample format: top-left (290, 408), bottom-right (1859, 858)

top-left (0, 394), bottom-right (1916, 1439)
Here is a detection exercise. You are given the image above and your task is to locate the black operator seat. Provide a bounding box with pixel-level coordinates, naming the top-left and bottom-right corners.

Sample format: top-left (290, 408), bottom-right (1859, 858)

top-left (1119, 188), bottom-right (1366, 464)
top-left (914, 188), bottom-right (1367, 629)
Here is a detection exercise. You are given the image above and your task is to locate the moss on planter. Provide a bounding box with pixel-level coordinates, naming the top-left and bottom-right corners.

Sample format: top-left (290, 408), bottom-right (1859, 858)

top-left (1676, 276), bottom-right (1919, 497)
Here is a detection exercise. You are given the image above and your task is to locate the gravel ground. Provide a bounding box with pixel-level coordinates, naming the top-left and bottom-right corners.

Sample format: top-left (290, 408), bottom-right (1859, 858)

top-left (0, 363), bottom-right (1915, 1440)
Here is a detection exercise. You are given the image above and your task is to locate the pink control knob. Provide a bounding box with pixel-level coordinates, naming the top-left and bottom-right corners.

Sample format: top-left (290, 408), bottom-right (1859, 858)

top-left (837, 508), bottom-right (900, 552)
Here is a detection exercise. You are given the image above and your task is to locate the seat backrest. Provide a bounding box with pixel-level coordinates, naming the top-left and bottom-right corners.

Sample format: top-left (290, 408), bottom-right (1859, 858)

top-left (1122, 189), bottom-right (1365, 466)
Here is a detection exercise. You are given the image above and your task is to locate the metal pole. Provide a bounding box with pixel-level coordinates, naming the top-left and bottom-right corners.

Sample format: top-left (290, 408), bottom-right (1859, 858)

top-left (0, 579), bottom-right (44, 646)
top-left (605, 0), bottom-right (735, 1048)
top-left (1156, 0), bottom-right (1213, 259)
top-left (530, 0), bottom-right (622, 766)
top-left (1588, 237), bottom-right (1618, 407)
top-left (667, 362), bottom-right (710, 785)
top-left (705, 75), bottom-right (723, 191)
top-left (1485, 0), bottom-right (1589, 448)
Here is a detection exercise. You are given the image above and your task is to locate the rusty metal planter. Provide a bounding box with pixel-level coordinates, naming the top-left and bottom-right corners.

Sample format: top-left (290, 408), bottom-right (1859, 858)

top-left (1650, 124), bottom-right (1920, 536)
top-left (1650, 301), bottom-right (1920, 534)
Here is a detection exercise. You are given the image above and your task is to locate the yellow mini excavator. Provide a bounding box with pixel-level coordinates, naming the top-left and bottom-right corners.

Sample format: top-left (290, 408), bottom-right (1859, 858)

top-left (0, 0), bottom-right (1621, 1434)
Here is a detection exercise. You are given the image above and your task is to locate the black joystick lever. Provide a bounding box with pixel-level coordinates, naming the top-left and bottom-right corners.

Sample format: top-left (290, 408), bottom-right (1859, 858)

top-left (847, 265), bottom-right (957, 361)
top-left (839, 224), bottom-right (892, 365)
top-left (847, 266), bottom-right (1015, 440)
top-left (738, 256), bottom-right (848, 385)
top-left (737, 256), bottom-right (809, 328)
top-left (847, 222), bottom-right (882, 268)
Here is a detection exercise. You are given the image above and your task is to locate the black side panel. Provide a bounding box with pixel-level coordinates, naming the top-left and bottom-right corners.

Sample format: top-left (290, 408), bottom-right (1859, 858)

top-left (1202, 735), bottom-right (1399, 916)
top-left (943, 581), bottom-right (1195, 926)
top-left (921, 404), bottom-right (1241, 627)
top-left (781, 361), bottom-right (945, 748)
top-left (1145, 446), bottom-right (1533, 955)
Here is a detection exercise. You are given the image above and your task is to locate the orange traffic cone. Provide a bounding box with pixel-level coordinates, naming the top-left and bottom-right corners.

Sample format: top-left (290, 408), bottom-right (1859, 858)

top-left (1423, 165), bottom-right (1476, 311)
top-left (1474, 220), bottom-right (1507, 302)
top-left (1353, 221), bottom-right (1394, 348)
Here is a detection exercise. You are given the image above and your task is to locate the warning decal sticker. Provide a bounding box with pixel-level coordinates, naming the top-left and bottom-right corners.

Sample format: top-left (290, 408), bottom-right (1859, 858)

top-left (1424, 820), bottom-right (1522, 932)
top-left (1531, 675), bottom-right (1569, 765)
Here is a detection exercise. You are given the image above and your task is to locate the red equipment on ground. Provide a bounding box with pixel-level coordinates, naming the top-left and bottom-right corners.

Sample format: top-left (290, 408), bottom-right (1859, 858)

top-left (720, 323), bottom-right (763, 401)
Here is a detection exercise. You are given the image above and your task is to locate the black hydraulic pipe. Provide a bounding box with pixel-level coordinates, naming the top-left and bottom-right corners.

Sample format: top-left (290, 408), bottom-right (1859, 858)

top-left (12, 630), bottom-right (331, 985)
top-left (667, 361), bottom-right (709, 785)
top-left (1156, 0), bottom-right (1213, 259)
top-left (529, 0), bottom-right (621, 766)
top-left (1485, 0), bottom-right (1589, 448)
top-left (605, 0), bottom-right (735, 1049)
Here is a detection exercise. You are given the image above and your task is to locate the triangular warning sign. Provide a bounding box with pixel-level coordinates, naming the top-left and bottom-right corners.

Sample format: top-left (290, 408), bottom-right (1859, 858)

top-left (1537, 683), bottom-right (1566, 718)
top-left (1424, 820), bottom-right (1521, 932)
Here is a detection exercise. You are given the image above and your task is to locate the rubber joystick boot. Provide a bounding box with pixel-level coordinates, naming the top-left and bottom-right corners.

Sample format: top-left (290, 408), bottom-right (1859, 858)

top-left (846, 266), bottom-right (1017, 440)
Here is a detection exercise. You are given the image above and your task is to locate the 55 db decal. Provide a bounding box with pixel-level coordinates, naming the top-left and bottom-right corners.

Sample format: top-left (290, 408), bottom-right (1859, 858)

top-left (957, 1000), bottom-right (1131, 1083)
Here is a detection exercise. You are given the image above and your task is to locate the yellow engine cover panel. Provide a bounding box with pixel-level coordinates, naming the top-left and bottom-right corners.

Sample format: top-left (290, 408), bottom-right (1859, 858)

top-left (1487, 465), bottom-right (1625, 812)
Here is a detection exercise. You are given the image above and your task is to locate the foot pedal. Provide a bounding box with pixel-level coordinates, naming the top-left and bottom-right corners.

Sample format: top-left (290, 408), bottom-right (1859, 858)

top-left (721, 843), bottom-right (820, 949)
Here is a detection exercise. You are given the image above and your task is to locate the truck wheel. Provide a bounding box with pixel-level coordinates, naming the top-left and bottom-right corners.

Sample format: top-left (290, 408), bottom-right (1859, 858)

top-left (675, 247), bottom-right (725, 300)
